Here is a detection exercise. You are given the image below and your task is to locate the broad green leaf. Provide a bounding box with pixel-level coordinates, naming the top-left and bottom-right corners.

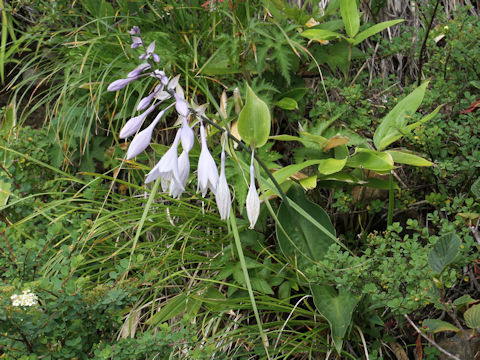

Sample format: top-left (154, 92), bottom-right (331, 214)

top-left (386, 150), bottom-right (433, 166)
top-left (269, 160), bottom-right (323, 187)
top-left (353, 19), bottom-right (404, 45)
top-left (405, 104), bottom-right (442, 132)
top-left (0, 177), bottom-right (11, 206)
top-left (311, 285), bottom-right (360, 353)
top-left (299, 175), bottom-right (317, 190)
top-left (340, 0), bottom-right (360, 38)
top-left (276, 186), bottom-right (336, 272)
top-left (276, 97), bottom-right (298, 110)
top-left (300, 131), bottom-right (327, 147)
top-left (453, 295), bottom-right (476, 311)
top-left (428, 233), bottom-right (461, 274)
top-left (318, 158), bottom-right (347, 175)
top-left (319, 171), bottom-right (363, 184)
top-left (238, 85), bottom-right (271, 148)
top-left (0, 102), bottom-right (16, 136)
top-left (373, 82), bottom-right (429, 151)
top-left (347, 148), bottom-right (395, 172)
top-left (465, 304), bottom-right (480, 329)
top-left (301, 28), bottom-right (343, 41)
top-left (423, 319), bottom-right (460, 334)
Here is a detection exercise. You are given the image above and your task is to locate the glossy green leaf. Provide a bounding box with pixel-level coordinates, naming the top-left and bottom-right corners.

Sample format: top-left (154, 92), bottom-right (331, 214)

top-left (340, 0), bottom-right (360, 38)
top-left (238, 85), bottom-right (271, 148)
top-left (386, 150), bottom-right (433, 167)
top-left (428, 233), bottom-right (460, 274)
top-left (423, 319), bottom-right (460, 334)
top-left (318, 157), bottom-right (347, 175)
top-left (276, 186), bottom-right (336, 273)
top-left (276, 97), bottom-right (298, 110)
top-left (465, 304), bottom-right (480, 329)
top-left (353, 19), bottom-right (404, 45)
top-left (271, 160), bottom-right (322, 185)
top-left (311, 285), bottom-right (360, 353)
top-left (373, 82), bottom-right (429, 151)
top-left (301, 28), bottom-right (343, 41)
top-left (347, 148), bottom-right (395, 172)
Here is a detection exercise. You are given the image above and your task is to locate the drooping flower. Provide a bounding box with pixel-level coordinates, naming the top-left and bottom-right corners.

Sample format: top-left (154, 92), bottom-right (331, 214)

top-left (129, 26), bottom-right (140, 35)
top-left (169, 150), bottom-right (190, 198)
top-left (137, 84), bottom-right (163, 111)
top-left (197, 123), bottom-right (219, 196)
top-left (145, 130), bottom-right (182, 188)
top-left (119, 104), bottom-right (157, 139)
top-left (139, 41), bottom-right (160, 63)
top-left (246, 151), bottom-right (260, 229)
top-left (215, 142), bottom-right (231, 220)
top-left (174, 93), bottom-right (190, 118)
top-left (127, 63), bottom-right (151, 78)
top-left (126, 110), bottom-right (165, 159)
top-left (180, 117), bottom-right (194, 152)
top-left (107, 77), bottom-right (137, 92)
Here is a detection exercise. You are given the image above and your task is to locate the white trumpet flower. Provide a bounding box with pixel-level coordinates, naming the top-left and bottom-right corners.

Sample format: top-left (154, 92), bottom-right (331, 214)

top-left (197, 123), bottom-right (219, 197)
top-left (246, 151), bottom-right (260, 229)
top-left (215, 146), bottom-right (231, 220)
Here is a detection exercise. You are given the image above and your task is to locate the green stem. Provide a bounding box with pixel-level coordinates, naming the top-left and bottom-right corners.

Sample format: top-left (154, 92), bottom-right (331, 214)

top-left (387, 171), bottom-right (394, 227)
top-left (229, 213), bottom-right (270, 359)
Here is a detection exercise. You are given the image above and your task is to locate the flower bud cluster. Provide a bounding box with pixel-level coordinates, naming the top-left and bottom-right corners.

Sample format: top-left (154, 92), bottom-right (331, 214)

top-left (10, 289), bottom-right (38, 307)
top-left (107, 27), bottom-right (261, 227)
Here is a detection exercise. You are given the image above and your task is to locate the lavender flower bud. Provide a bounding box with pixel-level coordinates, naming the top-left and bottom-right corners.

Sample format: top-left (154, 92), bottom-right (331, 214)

top-left (146, 41), bottom-right (155, 54)
top-left (119, 104), bottom-right (156, 139)
top-left (197, 123), bottom-right (219, 196)
top-left (107, 77), bottom-right (135, 92)
top-left (126, 110), bottom-right (165, 159)
top-left (215, 147), bottom-right (231, 220)
top-left (127, 63), bottom-right (151, 78)
top-left (246, 151), bottom-right (260, 229)
top-left (152, 53), bottom-right (160, 63)
top-left (129, 26), bottom-right (140, 35)
top-left (180, 117), bottom-right (194, 152)
top-left (174, 93), bottom-right (189, 118)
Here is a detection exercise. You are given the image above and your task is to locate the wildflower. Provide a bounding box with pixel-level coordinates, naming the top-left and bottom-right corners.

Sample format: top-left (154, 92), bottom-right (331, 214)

top-left (169, 150), bottom-right (190, 198)
top-left (126, 110), bottom-right (165, 160)
top-left (10, 289), bottom-right (38, 307)
top-left (145, 130), bottom-right (182, 188)
top-left (107, 77), bottom-right (137, 92)
top-left (131, 36), bottom-right (143, 49)
top-left (246, 151), bottom-right (260, 229)
top-left (174, 93), bottom-right (190, 118)
top-left (139, 41), bottom-right (160, 63)
top-left (137, 84), bottom-right (163, 111)
top-left (119, 104), bottom-right (157, 139)
top-left (197, 123), bottom-right (218, 196)
top-left (129, 26), bottom-right (141, 35)
top-left (127, 63), bottom-right (151, 78)
top-left (215, 140), bottom-right (231, 220)
top-left (180, 117), bottom-right (194, 152)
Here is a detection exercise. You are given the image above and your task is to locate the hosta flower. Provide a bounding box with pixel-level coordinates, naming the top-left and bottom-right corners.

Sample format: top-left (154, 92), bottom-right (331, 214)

top-left (169, 150), bottom-right (190, 198)
top-left (127, 63), bottom-right (151, 78)
top-left (197, 123), bottom-right (218, 196)
top-left (139, 41), bottom-right (160, 63)
top-left (129, 26), bottom-right (140, 35)
top-left (246, 151), bottom-right (260, 229)
top-left (119, 104), bottom-right (157, 139)
top-left (145, 130), bottom-right (182, 188)
top-left (180, 117), bottom-right (194, 152)
top-left (215, 145), bottom-right (231, 220)
top-left (107, 77), bottom-right (137, 92)
top-left (174, 93), bottom-right (190, 118)
top-left (126, 110), bottom-right (165, 160)
top-left (137, 84), bottom-right (163, 111)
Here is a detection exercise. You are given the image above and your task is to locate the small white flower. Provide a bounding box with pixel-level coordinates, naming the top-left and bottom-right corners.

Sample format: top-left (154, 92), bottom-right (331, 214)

top-left (180, 117), bottom-right (194, 152)
top-left (10, 289), bottom-right (38, 307)
top-left (174, 93), bottom-right (190, 118)
top-left (246, 151), bottom-right (260, 229)
top-left (169, 150), bottom-right (190, 198)
top-left (145, 130), bottom-right (182, 188)
top-left (197, 123), bottom-right (218, 197)
top-left (215, 145), bottom-right (231, 220)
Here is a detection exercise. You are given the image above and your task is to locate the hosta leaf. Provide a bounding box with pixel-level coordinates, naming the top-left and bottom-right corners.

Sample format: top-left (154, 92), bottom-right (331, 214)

top-left (238, 85), bottom-right (271, 148)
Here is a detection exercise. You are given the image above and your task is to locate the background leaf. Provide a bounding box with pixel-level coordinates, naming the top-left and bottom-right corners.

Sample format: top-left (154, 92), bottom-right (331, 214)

top-left (428, 233), bottom-right (461, 274)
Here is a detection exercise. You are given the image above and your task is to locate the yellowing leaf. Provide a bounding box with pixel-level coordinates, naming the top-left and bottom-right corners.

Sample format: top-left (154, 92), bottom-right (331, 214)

top-left (323, 135), bottom-right (349, 151)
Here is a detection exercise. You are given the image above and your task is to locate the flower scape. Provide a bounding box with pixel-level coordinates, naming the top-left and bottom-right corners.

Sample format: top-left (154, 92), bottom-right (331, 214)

top-left (107, 27), bottom-right (260, 228)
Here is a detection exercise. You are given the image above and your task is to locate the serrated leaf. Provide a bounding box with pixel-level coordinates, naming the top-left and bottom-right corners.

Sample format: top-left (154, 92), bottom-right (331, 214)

top-left (428, 233), bottom-right (461, 274)
top-left (353, 19), bottom-right (404, 45)
top-left (340, 0), bottom-right (360, 38)
top-left (453, 295), bottom-right (476, 311)
top-left (238, 85), bottom-right (271, 148)
top-left (423, 319), bottom-right (460, 334)
top-left (465, 304), bottom-right (480, 329)
top-left (386, 150), bottom-right (433, 166)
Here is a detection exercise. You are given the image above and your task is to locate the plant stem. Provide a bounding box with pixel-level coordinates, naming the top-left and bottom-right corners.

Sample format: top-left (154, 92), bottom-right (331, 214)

top-left (229, 213), bottom-right (270, 359)
top-left (387, 171), bottom-right (394, 227)
top-left (417, 0), bottom-right (441, 86)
